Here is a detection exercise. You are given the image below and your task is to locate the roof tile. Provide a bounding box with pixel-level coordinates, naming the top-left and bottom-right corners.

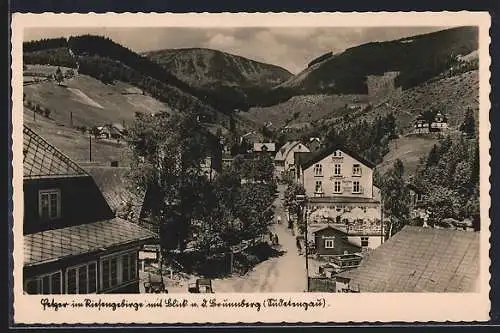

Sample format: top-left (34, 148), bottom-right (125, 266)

top-left (337, 226), bottom-right (480, 292)
top-left (24, 217), bottom-right (156, 266)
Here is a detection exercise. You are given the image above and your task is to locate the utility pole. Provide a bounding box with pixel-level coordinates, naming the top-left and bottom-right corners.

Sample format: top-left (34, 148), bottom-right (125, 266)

top-left (296, 194), bottom-right (309, 292)
top-left (89, 134), bottom-right (92, 161)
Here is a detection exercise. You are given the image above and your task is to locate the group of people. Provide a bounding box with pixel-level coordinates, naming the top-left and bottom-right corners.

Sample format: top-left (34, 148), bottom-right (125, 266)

top-left (269, 231), bottom-right (279, 246)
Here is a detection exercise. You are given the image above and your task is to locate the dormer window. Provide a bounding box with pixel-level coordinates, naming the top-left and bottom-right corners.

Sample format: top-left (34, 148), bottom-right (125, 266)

top-left (38, 189), bottom-right (61, 220)
top-left (333, 151), bottom-right (343, 157)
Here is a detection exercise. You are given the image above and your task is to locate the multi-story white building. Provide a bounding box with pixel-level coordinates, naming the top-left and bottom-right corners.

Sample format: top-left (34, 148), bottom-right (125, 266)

top-left (295, 145), bottom-right (384, 253)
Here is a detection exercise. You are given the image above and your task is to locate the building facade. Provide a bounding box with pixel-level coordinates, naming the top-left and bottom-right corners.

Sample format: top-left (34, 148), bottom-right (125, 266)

top-left (23, 125), bottom-right (155, 295)
top-left (296, 145), bottom-right (384, 253)
top-left (275, 141), bottom-right (311, 176)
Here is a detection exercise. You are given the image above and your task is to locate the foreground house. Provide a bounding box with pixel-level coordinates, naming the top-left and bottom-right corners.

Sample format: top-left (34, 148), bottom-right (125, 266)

top-left (296, 145), bottom-right (384, 253)
top-left (23, 125), bottom-right (155, 294)
top-left (335, 225), bottom-right (480, 292)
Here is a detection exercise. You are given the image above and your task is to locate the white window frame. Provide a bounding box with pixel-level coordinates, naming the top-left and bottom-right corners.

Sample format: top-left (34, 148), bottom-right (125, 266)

top-left (334, 164), bottom-right (342, 176)
top-left (315, 180), bottom-right (323, 194)
top-left (100, 249), bottom-right (138, 292)
top-left (65, 261), bottom-right (98, 294)
top-left (38, 189), bottom-right (61, 220)
top-left (314, 164), bottom-right (323, 176)
top-left (324, 239), bottom-right (335, 249)
top-left (24, 270), bottom-right (63, 295)
top-left (361, 237), bottom-right (369, 247)
top-left (334, 181), bottom-right (342, 194)
top-left (352, 164), bottom-right (362, 177)
top-left (352, 181), bottom-right (361, 194)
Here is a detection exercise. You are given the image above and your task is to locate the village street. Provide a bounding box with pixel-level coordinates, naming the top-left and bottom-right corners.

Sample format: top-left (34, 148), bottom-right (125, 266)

top-left (211, 183), bottom-right (308, 292)
top-left (143, 183), bottom-right (308, 293)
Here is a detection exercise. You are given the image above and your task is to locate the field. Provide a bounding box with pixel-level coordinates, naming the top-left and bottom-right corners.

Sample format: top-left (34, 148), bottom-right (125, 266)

top-left (23, 107), bottom-right (131, 166)
top-left (376, 134), bottom-right (439, 175)
top-left (23, 65), bottom-right (171, 129)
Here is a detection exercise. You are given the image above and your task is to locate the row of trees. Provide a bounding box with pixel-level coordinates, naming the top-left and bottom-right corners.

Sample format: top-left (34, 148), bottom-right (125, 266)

top-left (126, 111), bottom-right (275, 257)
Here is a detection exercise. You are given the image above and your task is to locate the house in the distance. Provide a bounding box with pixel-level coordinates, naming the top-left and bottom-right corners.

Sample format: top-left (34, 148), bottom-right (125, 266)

top-left (335, 226), bottom-right (480, 292)
top-left (413, 111), bottom-right (448, 134)
top-left (23, 125), bottom-right (155, 295)
top-left (307, 137), bottom-right (322, 152)
top-left (253, 142), bottom-right (276, 155)
top-left (295, 145), bottom-right (384, 254)
top-left (274, 141), bottom-right (311, 177)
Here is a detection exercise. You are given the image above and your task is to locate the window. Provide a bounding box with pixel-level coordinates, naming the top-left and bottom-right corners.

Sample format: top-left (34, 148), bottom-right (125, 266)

top-left (66, 262), bottom-right (97, 294)
top-left (334, 181), bottom-right (342, 194)
top-left (38, 189), bottom-right (61, 220)
top-left (334, 164), bottom-right (342, 176)
top-left (315, 181), bottom-right (323, 193)
top-left (314, 164), bottom-right (323, 176)
top-left (353, 181), bottom-right (361, 193)
top-left (361, 237), bottom-right (369, 247)
top-left (333, 151), bottom-right (342, 157)
top-left (324, 239), bottom-right (334, 249)
top-left (25, 271), bottom-right (62, 295)
top-left (101, 251), bottom-right (138, 291)
top-left (352, 164), bottom-right (361, 176)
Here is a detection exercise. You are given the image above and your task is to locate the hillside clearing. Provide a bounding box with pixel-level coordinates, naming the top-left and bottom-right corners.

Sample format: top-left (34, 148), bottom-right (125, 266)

top-left (23, 70), bottom-right (171, 128)
top-left (23, 107), bottom-right (131, 166)
top-left (377, 135), bottom-right (439, 175)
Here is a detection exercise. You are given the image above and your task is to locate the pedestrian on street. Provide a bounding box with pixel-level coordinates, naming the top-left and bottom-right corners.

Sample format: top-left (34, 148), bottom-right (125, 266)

top-left (277, 215), bottom-right (282, 224)
top-left (296, 238), bottom-right (302, 251)
top-left (269, 231), bottom-right (274, 242)
top-left (274, 234), bottom-right (279, 245)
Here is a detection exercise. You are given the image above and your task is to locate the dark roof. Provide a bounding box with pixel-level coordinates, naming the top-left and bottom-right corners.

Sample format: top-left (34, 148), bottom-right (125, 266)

top-left (299, 144), bottom-right (376, 169)
top-left (24, 217), bottom-right (156, 266)
top-left (336, 226), bottom-right (480, 292)
top-left (83, 165), bottom-right (145, 222)
top-left (23, 125), bottom-right (88, 179)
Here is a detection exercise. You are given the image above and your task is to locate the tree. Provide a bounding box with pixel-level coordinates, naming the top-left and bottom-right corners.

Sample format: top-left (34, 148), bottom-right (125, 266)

top-left (126, 111), bottom-right (213, 254)
top-left (460, 108), bottom-right (476, 138)
top-left (54, 67), bottom-right (64, 85)
top-left (381, 159), bottom-right (411, 237)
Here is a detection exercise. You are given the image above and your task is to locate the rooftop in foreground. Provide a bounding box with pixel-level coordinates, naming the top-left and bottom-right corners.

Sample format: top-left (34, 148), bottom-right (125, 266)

top-left (336, 226), bottom-right (480, 292)
top-left (24, 217), bottom-right (156, 266)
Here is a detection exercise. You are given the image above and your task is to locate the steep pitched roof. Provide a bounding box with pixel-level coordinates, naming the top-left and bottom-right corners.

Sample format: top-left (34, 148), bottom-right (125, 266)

top-left (299, 144), bottom-right (376, 170)
top-left (23, 125), bottom-right (88, 179)
top-left (24, 217), bottom-right (156, 266)
top-left (336, 226), bottom-right (480, 292)
top-left (83, 165), bottom-right (145, 223)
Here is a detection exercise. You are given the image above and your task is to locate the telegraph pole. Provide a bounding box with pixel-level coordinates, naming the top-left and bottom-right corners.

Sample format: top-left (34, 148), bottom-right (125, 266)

top-left (89, 134), bottom-right (92, 161)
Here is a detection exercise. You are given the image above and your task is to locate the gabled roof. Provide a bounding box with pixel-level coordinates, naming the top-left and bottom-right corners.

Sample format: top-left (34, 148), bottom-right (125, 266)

top-left (24, 217), bottom-right (156, 266)
top-left (336, 226), bottom-right (480, 292)
top-left (299, 144), bottom-right (376, 169)
top-left (83, 165), bottom-right (145, 223)
top-left (23, 125), bottom-right (89, 179)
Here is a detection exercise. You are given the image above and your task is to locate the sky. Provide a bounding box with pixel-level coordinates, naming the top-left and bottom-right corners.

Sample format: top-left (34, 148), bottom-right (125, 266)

top-left (24, 26), bottom-right (450, 74)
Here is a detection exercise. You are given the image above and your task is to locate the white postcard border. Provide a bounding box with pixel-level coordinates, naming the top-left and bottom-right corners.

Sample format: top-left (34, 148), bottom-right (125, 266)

top-left (11, 12), bottom-right (492, 324)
